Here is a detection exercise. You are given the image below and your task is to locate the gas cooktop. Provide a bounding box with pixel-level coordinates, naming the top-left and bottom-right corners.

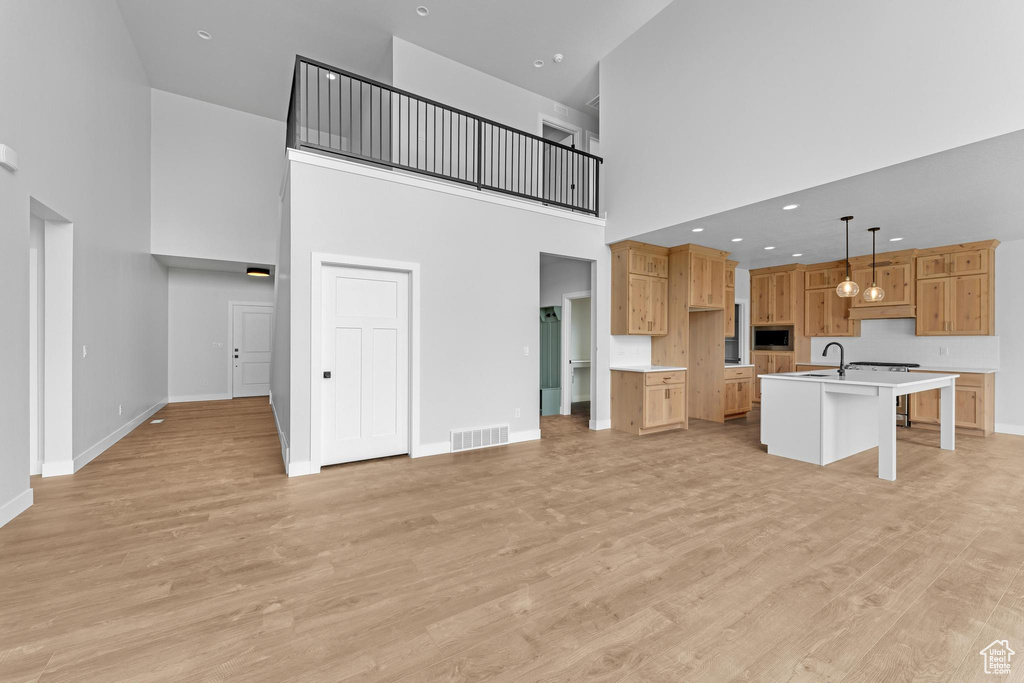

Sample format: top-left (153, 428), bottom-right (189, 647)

top-left (849, 361), bottom-right (921, 368)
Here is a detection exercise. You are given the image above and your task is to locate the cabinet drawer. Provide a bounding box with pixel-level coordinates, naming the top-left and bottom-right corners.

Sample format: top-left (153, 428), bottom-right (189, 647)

top-left (645, 371), bottom-right (686, 386)
top-left (724, 367), bottom-right (753, 380)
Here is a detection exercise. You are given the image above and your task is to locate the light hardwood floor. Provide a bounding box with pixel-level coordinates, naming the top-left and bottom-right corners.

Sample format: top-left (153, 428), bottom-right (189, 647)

top-left (2, 398), bottom-right (1023, 682)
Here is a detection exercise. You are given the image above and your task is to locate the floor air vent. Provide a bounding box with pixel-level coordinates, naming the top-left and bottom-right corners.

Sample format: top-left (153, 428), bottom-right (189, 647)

top-left (451, 424), bottom-right (510, 453)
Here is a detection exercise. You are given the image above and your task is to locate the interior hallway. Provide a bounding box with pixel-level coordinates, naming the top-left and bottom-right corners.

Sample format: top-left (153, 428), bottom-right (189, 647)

top-left (2, 401), bottom-right (1023, 682)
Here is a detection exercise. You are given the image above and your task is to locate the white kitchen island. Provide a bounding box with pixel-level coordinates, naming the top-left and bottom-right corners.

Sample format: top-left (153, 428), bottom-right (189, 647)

top-left (760, 370), bottom-right (958, 481)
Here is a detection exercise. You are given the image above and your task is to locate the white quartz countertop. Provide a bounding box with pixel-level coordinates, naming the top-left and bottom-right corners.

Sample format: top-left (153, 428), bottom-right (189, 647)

top-left (762, 369), bottom-right (959, 388)
top-left (611, 365), bottom-right (686, 373)
top-left (797, 362), bottom-right (997, 374)
top-left (726, 364), bottom-right (754, 368)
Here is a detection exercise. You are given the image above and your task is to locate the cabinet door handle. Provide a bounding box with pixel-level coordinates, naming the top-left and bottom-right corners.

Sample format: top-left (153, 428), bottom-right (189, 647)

top-left (665, 388), bottom-right (670, 399)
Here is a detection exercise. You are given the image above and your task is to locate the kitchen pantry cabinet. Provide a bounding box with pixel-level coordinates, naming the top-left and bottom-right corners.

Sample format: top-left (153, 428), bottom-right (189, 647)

top-left (611, 370), bottom-right (687, 435)
top-left (751, 267), bottom-right (803, 326)
top-left (804, 288), bottom-right (858, 337)
top-left (724, 366), bottom-right (753, 419)
top-left (612, 242), bottom-right (669, 336)
top-left (909, 370), bottom-right (994, 436)
top-left (752, 351), bottom-right (794, 401)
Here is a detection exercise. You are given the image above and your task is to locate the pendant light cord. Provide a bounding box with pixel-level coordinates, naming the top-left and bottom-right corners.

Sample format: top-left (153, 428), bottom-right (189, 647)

top-left (872, 230), bottom-right (877, 284)
top-left (845, 218), bottom-right (850, 278)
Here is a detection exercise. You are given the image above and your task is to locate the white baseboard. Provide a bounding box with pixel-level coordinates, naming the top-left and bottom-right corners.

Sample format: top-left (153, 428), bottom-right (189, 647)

top-left (0, 489), bottom-right (33, 528)
top-left (590, 419), bottom-right (611, 431)
top-left (996, 423), bottom-right (1024, 437)
top-left (168, 393), bottom-right (232, 403)
top-left (412, 429), bottom-right (542, 459)
top-left (41, 460), bottom-right (73, 477)
top-left (70, 400), bottom-right (167, 474)
top-left (287, 460), bottom-right (313, 477)
top-left (271, 400), bottom-right (290, 471)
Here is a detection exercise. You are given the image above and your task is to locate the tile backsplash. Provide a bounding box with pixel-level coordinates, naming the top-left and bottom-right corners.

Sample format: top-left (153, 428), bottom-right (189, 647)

top-left (610, 335), bottom-right (652, 367)
top-left (809, 319), bottom-right (1000, 369)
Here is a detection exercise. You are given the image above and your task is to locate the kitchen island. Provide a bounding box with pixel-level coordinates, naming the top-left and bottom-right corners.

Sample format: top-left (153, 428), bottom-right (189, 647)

top-left (760, 369), bottom-right (958, 480)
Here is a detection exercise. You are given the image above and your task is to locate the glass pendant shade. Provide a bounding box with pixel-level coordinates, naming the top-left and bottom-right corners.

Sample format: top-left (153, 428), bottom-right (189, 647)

top-left (862, 227), bottom-right (885, 302)
top-left (836, 276), bottom-right (859, 298)
top-left (863, 283), bottom-right (885, 302)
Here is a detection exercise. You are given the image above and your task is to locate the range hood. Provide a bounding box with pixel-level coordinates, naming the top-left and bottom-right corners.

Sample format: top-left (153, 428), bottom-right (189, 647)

top-left (847, 305), bottom-right (916, 320)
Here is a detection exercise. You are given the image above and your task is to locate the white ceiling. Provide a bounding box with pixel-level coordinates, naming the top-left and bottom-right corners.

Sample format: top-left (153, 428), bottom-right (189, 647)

top-left (116, 0), bottom-right (672, 121)
top-left (631, 130), bottom-right (1024, 270)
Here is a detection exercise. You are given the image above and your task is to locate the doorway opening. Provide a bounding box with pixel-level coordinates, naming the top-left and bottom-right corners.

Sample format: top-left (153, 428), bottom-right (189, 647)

top-left (29, 198), bottom-right (74, 477)
top-left (539, 117), bottom-right (582, 206)
top-left (539, 253), bottom-right (595, 428)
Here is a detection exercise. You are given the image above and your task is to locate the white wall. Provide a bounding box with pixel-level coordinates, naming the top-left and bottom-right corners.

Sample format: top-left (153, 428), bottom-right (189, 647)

top-left (284, 152), bottom-right (611, 467)
top-left (167, 268), bottom-right (274, 401)
top-left (540, 256), bottom-right (591, 307)
top-left (734, 267), bottom-right (751, 365)
top-left (995, 239), bottom-right (1024, 434)
top-left (151, 89), bottom-right (285, 265)
top-left (600, 0), bottom-right (1024, 243)
top-left (0, 0), bottom-right (168, 524)
top-left (392, 38), bottom-right (598, 143)
top-left (271, 182), bottom-right (292, 464)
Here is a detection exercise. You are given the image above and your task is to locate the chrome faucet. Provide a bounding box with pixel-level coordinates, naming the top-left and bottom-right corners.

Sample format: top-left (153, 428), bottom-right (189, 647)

top-left (823, 342), bottom-right (847, 377)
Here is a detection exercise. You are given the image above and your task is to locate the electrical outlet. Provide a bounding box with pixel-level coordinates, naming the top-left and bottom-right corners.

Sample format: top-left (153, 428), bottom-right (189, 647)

top-left (118, 404), bottom-right (123, 416)
top-left (202, 379), bottom-right (209, 386)
top-left (212, 342), bottom-right (224, 349)
top-left (515, 408), bottom-right (521, 418)
top-left (939, 346), bottom-right (950, 356)
top-left (82, 345), bottom-right (87, 358)
top-left (522, 346), bottom-right (529, 357)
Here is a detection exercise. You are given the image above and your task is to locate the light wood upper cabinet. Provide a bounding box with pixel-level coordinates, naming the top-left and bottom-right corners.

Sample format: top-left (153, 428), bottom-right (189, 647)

top-left (688, 252), bottom-right (726, 309)
top-left (724, 286), bottom-right (736, 337)
top-left (916, 273), bottom-right (992, 336)
top-left (649, 276), bottom-right (669, 336)
top-left (805, 288), bottom-right (858, 337)
top-left (805, 266), bottom-right (845, 289)
top-left (612, 242), bottom-right (670, 336)
top-left (850, 263), bottom-right (913, 308)
top-left (725, 263), bottom-right (736, 288)
top-left (751, 274), bottom-right (772, 325)
top-left (750, 268), bottom-right (802, 325)
top-left (917, 249), bottom-right (988, 279)
top-left (916, 277), bottom-right (950, 335)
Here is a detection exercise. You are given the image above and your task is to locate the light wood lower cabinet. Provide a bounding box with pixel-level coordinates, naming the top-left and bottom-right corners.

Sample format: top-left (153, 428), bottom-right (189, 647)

top-left (611, 370), bottom-right (687, 435)
top-left (909, 371), bottom-right (995, 436)
top-left (724, 367), bottom-right (753, 419)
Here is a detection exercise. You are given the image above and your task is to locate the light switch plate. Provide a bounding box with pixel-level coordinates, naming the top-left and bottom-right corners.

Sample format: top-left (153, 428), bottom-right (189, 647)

top-left (522, 346), bottom-right (529, 356)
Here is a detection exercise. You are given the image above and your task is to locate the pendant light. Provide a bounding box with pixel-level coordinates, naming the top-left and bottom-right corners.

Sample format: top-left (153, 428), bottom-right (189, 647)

top-left (835, 215), bottom-right (859, 298)
top-left (862, 227), bottom-right (885, 302)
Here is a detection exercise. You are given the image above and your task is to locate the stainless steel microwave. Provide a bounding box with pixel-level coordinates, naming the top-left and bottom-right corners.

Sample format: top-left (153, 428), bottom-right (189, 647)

top-left (753, 326), bottom-right (793, 351)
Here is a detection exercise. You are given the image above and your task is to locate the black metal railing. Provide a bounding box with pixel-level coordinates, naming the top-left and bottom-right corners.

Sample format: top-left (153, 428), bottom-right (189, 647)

top-left (286, 56), bottom-right (603, 216)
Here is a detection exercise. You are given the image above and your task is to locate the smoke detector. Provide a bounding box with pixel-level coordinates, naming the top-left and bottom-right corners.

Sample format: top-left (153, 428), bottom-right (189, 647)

top-left (553, 53), bottom-right (564, 63)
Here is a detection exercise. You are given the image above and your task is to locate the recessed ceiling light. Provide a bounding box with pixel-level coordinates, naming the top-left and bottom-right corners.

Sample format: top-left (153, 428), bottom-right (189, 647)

top-left (533, 60), bottom-right (545, 68)
top-left (764, 246), bottom-right (776, 250)
top-left (197, 30), bottom-right (212, 40)
top-left (325, 72), bottom-right (337, 80)
top-left (782, 204), bottom-right (799, 210)
top-left (692, 228), bottom-right (704, 232)
top-left (416, 6), bottom-right (429, 16)
top-left (889, 237), bottom-right (904, 242)
top-left (731, 238), bottom-right (743, 242)
top-left (792, 253), bottom-right (803, 257)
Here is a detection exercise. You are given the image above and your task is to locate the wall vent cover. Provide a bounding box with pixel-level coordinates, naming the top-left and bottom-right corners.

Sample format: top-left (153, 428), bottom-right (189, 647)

top-left (553, 103), bottom-right (570, 117)
top-left (450, 424), bottom-right (510, 453)
top-left (584, 95), bottom-right (600, 111)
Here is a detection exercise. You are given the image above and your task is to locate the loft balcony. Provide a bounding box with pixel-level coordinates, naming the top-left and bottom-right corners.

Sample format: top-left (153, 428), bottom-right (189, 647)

top-left (286, 56), bottom-right (603, 216)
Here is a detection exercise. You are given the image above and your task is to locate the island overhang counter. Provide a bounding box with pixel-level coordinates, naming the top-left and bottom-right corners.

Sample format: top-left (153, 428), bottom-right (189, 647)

top-left (759, 370), bottom-right (958, 481)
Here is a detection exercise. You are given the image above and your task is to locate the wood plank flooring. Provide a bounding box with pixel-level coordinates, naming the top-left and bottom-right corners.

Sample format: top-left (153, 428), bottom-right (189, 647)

top-left (1, 397), bottom-right (1023, 682)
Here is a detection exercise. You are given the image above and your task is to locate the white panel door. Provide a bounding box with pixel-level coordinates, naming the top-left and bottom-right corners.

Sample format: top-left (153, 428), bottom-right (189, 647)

top-left (322, 266), bottom-right (409, 465)
top-left (232, 304), bottom-right (273, 397)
